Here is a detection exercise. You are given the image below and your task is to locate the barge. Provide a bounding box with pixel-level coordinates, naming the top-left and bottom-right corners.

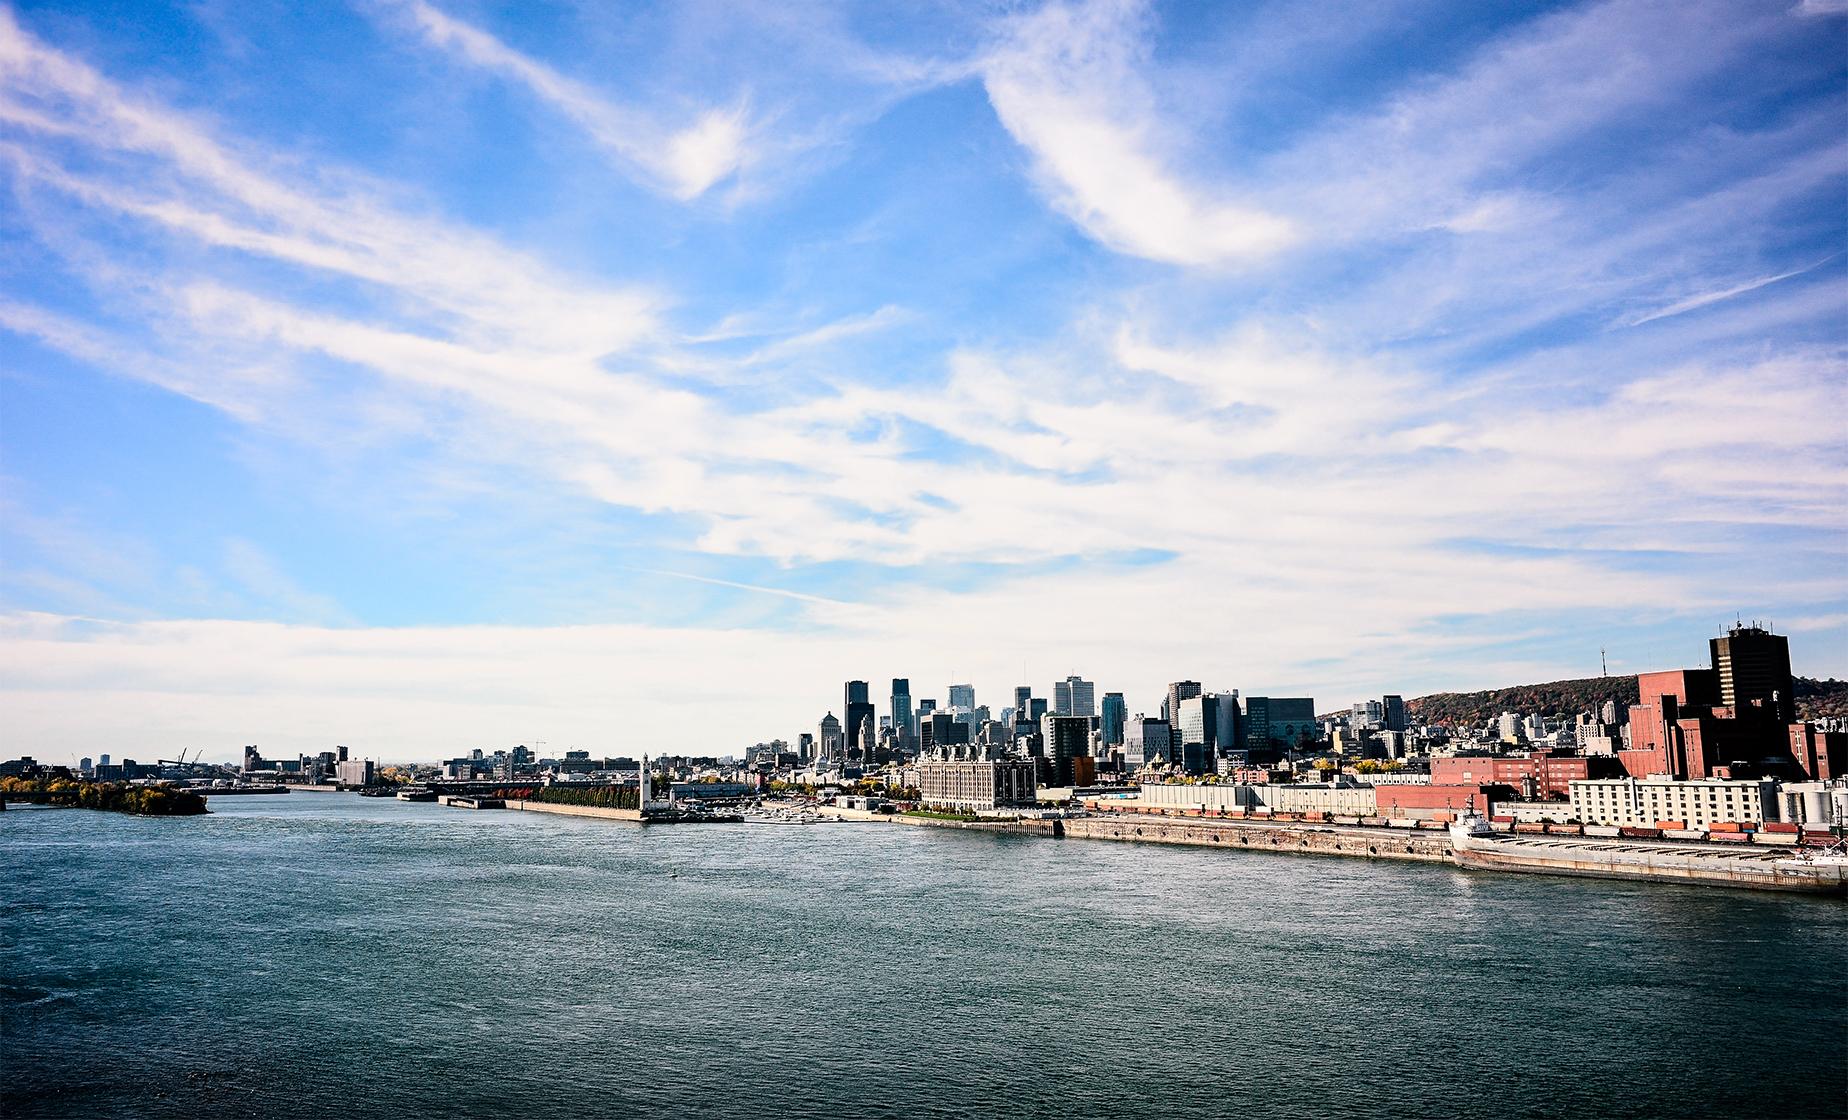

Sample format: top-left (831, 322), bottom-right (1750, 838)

top-left (1448, 812), bottom-right (1848, 895)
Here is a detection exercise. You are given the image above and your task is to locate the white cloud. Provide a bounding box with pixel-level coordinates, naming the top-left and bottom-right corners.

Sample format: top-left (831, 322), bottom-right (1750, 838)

top-left (0, 12), bottom-right (660, 355)
top-left (981, 0), bottom-right (1295, 266)
top-left (390, 0), bottom-right (752, 200)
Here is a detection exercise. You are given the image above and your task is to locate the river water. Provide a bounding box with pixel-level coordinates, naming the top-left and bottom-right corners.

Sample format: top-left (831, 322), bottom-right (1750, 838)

top-left (3, 795), bottom-right (1845, 1119)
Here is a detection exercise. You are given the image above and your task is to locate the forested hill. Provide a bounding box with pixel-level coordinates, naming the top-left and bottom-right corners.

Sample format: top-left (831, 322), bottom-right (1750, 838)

top-left (1794, 677), bottom-right (1848, 720)
top-left (1405, 675), bottom-right (1848, 727)
top-left (1407, 676), bottom-right (1638, 727)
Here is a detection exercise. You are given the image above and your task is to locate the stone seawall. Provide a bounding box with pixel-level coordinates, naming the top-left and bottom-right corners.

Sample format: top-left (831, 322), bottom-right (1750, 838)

top-left (503, 799), bottom-right (644, 823)
top-left (1061, 814), bottom-right (1454, 863)
top-left (895, 815), bottom-right (1060, 838)
top-left (896, 810), bottom-right (1453, 863)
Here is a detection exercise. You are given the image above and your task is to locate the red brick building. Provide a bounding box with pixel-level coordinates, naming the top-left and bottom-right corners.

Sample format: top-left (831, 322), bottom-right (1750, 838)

top-left (1375, 783), bottom-right (1511, 819)
top-left (1789, 724), bottom-right (1846, 781)
top-left (1621, 631), bottom-right (1832, 781)
top-left (1430, 751), bottom-right (1598, 799)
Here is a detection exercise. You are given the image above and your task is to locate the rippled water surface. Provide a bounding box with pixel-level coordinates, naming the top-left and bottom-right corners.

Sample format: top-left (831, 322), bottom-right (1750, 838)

top-left (4, 795), bottom-right (1846, 1119)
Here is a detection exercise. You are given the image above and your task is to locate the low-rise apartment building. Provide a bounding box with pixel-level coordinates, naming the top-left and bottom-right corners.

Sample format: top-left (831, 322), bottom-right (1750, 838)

top-left (1568, 777), bottom-right (1779, 829)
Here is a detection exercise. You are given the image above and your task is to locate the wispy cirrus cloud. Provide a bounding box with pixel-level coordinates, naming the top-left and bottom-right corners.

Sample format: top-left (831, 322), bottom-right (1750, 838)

top-left (981, 0), bottom-right (1296, 267)
top-left (381, 0), bottom-right (753, 201)
top-left (1618, 256), bottom-right (1839, 327)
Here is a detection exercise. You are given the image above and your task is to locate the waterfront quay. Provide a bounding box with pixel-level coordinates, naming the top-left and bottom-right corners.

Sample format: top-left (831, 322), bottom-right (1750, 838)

top-left (413, 776), bottom-right (1848, 895)
top-left (784, 798), bottom-right (1848, 894)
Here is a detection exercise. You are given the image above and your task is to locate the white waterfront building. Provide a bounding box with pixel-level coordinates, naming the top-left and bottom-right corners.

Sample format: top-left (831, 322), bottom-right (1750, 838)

top-left (1567, 777), bottom-right (1779, 829)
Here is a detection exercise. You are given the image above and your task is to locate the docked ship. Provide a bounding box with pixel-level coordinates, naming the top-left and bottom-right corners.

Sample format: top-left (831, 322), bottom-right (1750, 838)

top-left (395, 787), bottom-right (437, 803)
top-left (191, 782), bottom-right (289, 796)
top-left (1448, 810), bottom-right (1848, 895)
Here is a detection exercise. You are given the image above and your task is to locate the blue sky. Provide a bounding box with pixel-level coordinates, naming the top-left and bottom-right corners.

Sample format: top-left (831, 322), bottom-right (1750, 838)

top-left (1, 0), bottom-right (1844, 762)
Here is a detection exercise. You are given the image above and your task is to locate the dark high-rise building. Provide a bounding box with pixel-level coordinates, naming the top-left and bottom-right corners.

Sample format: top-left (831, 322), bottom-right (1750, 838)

top-left (948, 683), bottom-right (975, 712)
top-left (1383, 694), bottom-right (1406, 733)
top-left (1101, 692), bottom-right (1126, 746)
top-left (920, 711), bottom-right (970, 754)
top-left (845, 681), bottom-right (874, 761)
top-left (1243, 696), bottom-right (1318, 750)
top-left (1710, 625), bottom-right (1794, 723)
top-left (1167, 681), bottom-right (1201, 727)
top-left (890, 678), bottom-right (914, 745)
top-left (1043, 714), bottom-right (1090, 786)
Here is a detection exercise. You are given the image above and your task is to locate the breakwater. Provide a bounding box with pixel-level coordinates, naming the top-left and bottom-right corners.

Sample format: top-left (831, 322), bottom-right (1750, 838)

top-left (504, 798), bottom-right (643, 822)
top-left (1060, 814), bottom-right (1453, 862)
top-left (893, 814), bottom-right (1060, 838)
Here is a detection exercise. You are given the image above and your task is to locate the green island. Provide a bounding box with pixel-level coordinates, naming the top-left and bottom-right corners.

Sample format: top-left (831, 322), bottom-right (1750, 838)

top-left (0, 775), bottom-right (208, 816)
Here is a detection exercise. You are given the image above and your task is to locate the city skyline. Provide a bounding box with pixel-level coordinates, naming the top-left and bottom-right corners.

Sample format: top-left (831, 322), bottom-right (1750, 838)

top-left (3, 0), bottom-right (1845, 761)
top-left (6, 622), bottom-right (1837, 767)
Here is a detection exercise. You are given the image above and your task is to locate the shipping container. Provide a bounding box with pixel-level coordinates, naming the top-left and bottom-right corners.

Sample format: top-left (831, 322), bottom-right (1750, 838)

top-left (1707, 832), bottom-right (1749, 843)
top-left (1654, 819), bottom-right (1687, 830)
top-left (1709, 821), bottom-right (1744, 833)
top-left (1763, 822), bottom-right (1800, 834)
top-left (1619, 826), bottom-right (1664, 839)
top-left (1751, 833), bottom-right (1799, 846)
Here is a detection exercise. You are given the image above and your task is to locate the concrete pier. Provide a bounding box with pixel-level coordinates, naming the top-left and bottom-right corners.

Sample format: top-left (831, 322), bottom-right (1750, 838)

top-left (1059, 813), bottom-right (1454, 863)
top-left (502, 799), bottom-right (644, 823)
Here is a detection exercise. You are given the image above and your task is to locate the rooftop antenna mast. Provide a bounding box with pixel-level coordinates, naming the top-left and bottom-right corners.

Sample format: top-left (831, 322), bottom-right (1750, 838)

top-left (1600, 647), bottom-right (1607, 678)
